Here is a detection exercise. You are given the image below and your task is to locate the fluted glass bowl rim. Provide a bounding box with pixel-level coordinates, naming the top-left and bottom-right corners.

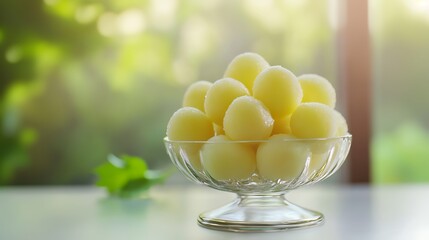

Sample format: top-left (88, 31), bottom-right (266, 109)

top-left (163, 134), bottom-right (352, 144)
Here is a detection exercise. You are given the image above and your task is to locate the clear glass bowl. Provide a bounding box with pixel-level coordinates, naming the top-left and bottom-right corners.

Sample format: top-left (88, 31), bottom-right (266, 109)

top-left (164, 135), bottom-right (352, 232)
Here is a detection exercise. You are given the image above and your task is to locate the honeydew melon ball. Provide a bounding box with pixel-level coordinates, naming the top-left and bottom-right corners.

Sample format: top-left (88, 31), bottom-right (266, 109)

top-left (224, 52), bottom-right (270, 93)
top-left (298, 74), bottom-right (336, 108)
top-left (182, 81), bottom-right (213, 112)
top-left (253, 66), bottom-right (303, 119)
top-left (307, 147), bottom-right (331, 175)
top-left (223, 96), bottom-right (274, 140)
top-left (312, 138), bottom-right (348, 181)
top-left (180, 143), bottom-right (204, 171)
top-left (204, 78), bottom-right (249, 126)
top-left (201, 135), bottom-right (256, 181)
top-left (290, 103), bottom-right (337, 139)
top-left (166, 107), bottom-right (214, 141)
top-left (256, 134), bottom-right (309, 181)
top-left (307, 138), bottom-right (336, 155)
top-left (334, 110), bottom-right (349, 136)
top-left (272, 115), bottom-right (291, 135)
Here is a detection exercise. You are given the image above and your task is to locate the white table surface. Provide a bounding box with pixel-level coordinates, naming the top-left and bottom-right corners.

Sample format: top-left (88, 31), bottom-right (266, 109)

top-left (1, 184), bottom-right (428, 240)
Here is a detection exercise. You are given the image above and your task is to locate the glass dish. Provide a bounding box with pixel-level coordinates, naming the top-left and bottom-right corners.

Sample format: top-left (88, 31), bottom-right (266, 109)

top-left (164, 135), bottom-right (352, 232)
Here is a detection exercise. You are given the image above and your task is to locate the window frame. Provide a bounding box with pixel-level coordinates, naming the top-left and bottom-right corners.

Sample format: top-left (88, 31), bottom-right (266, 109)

top-left (339, 0), bottom-right (372, 183)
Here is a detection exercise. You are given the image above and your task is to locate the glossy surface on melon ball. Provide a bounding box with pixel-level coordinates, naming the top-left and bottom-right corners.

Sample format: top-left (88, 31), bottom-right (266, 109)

top-left (256, 134), bottom-right (309, 181)
top-left (334, 110), bottom-right (348, 136)
top-left (201, 135), bottom-right (256, 181)
top-left (204, 78), bottom-right (249, 126)
top-left (223, 52), bottom-right (269, 93)
top-left (271, 115), bottom-right (291, 135)
top-left (223, 96), bottom-right (274, 140)
top-left (253, 66), bottom-right (303, 119)
top-left (166, 107), bottom-right (214, 141)
top-left (182, 81), bottom-right (213, 112)
top-left (298, 74), bottom-right (336, 108)
top-left (290, 103), bottom-right (337, 138)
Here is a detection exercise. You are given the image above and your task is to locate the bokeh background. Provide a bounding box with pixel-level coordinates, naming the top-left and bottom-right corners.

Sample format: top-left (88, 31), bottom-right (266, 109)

top-left (0, 0), bottom-right (428, 185)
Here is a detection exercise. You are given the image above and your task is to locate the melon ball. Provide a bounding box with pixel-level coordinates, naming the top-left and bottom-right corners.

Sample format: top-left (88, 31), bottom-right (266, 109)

top-left (223, 96), bottom-right (274, 140)
top-left (253, 66), bottom-right (303, 119)
top-left (166, 107), bottom-right (214, 141)
top-left (290, 103), bottom-right (337, 139)
top-left (307, 139), bottom-right (336, 155)
top-left (201, 135), bottom-right (256, 181)
top-left (298, 74), bottom-right (336, 108)
top-left (256, 134), bottom-right (309, 181)
top-left (272, 115), bottom-right (291, 135)
top-left (224, 52), bottom-right (269, 93)
top-left (307, 147), bottom-right (331, 175)
top-left (204, 78), bottom-right (249, 126)
top-left (310, 138), bottom-right (347, 181)
top-left (182, 81), bottom-right (213, 112)
top-left (179, 143), bottom-right (204, 171)
top-left (334, 110), bottom-right (348, 136)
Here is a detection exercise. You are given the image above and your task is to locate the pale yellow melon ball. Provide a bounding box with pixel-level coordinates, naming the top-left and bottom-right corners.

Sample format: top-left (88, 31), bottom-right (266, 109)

top-left (256, 134), bottom-right (309, 181)
top-left (307, 139), bottom-right (336, 155)
top-left (182, 81), bottom-right (213, 112)
top-left (166, 107), bottom-right (214, 141)
top-left (201, 135), bottom-right (256, 181)
top-left (334, 110), bottom-right (349, 136)
top-left (290, 103), bottom-right (337, 138)
top-left (307, 147), bottom-right (331, 175)
top-left (311, 138), bottom-right (348, 180)
top-left (223, 96), bottom-right (274, 140)
top-left (298, 74), bottom-right (336, 108)
top-left (224, 52), bottom-right (269, 93)
top-left (180, 144), bottom-right (204, 171)
top-left (272, 115), bottom-right (291, 135)
top-left (204, 78), bottom-right (249, 126)
top-left (253, 66), bottom-right (303, 119)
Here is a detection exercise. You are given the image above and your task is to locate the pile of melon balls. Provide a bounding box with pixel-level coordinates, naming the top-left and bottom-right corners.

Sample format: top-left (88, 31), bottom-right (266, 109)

top-left (166, 53), bottom-right (349, 182)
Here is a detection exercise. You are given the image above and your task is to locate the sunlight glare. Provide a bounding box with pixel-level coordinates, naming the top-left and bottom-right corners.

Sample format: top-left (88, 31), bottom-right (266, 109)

top-left (97, 12), bottom-right (117, 37)
top-left (180, 17), bottom-right (214, 60)
top-left (5, 46), bottom-right (22, 63)
top-left (75, 4), bottom-right (101, 24)
top-left (244, 0), bottom-right (284, 32)
top-left (117, 9), bottom-right (146, 36)
top-left (98, 9), bottom-right (146, 37)
top-left (406, 0), bottom-right (429, 22)
top-left (149, 0), bottom-right (177, 30)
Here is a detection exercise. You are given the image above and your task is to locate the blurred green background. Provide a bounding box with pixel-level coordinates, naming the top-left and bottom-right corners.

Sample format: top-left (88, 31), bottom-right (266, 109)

top-left (0, 0), bottom-right (428, 185)
top-left (371, 0), bottom-right (429, 183)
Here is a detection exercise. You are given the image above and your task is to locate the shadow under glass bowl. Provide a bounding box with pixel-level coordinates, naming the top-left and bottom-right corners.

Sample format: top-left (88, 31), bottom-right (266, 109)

top-left (164, 135), bottom-right (352, 232)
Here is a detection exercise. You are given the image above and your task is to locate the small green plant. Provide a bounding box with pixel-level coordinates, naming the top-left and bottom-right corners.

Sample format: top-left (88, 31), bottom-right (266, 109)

top-left (372, 122), bottom-right (429, 183)
top-left (95, 154), bottom-right (174, 198)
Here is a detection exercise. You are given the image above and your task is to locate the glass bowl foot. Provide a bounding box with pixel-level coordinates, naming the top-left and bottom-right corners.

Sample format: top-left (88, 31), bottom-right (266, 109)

top-left (198, 194), bottom-right (323, 232)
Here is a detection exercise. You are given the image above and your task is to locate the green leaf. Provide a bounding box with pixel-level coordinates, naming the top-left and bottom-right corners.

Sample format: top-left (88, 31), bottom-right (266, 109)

top-left (95, 154), bottom-right (174, 197)
top-left (118, 178), bottom-right (153, 198)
